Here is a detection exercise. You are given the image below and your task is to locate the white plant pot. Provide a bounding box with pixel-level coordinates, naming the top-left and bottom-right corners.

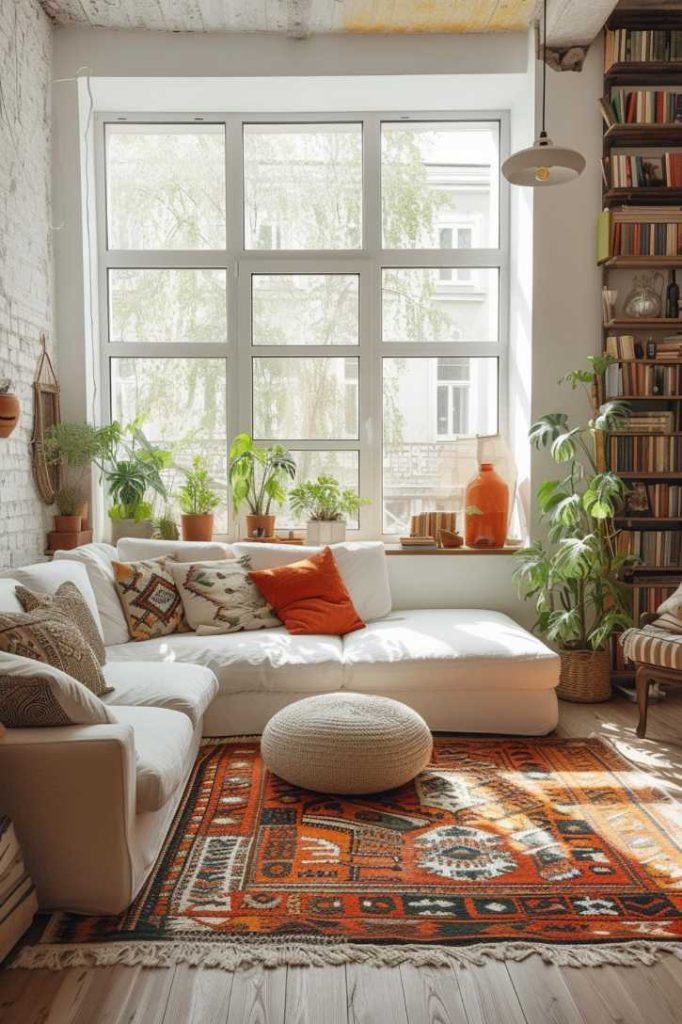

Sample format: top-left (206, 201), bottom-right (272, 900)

top-left (109, 518), bottom-right (154, 544)
top-left (305, 520), bottom-right (346, 546)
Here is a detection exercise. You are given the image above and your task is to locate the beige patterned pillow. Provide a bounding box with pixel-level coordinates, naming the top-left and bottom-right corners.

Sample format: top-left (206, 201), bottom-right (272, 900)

top-left (15, 582), bottom-right (106, 666)
top-left (0, 654), bottom-right (114, 728)
top-left (112, 558), bottom-right (188, 642)
top-left (169, 558), bottom-right (280, 634)
top-left (0, 608), bottom-right (111, 697)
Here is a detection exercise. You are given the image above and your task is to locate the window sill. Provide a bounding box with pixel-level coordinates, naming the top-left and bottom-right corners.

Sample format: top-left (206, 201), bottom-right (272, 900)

top-left (383, 544), bottom-right (522, 556)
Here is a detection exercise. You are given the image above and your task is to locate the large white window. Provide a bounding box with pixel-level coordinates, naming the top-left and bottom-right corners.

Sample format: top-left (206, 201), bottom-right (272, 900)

top-left (97, 114), bottom-right (508, 538)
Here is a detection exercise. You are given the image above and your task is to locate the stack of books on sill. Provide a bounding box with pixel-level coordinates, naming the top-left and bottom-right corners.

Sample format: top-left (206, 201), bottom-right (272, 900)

top-left (617, 529), bottom-right (682, 566)
top-left (609, 433), bottom-right (682, 472)
top-left (605, 153), bottom-right (682, 189)
top-left (604, 28), bottom-right (682, 68)
top-left (600, 90), bottom-right (682, 126)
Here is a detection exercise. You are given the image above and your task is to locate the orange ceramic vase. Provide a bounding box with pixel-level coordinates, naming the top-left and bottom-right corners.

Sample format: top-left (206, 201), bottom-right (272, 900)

top-left (464, 463), bottom-right (509, 549)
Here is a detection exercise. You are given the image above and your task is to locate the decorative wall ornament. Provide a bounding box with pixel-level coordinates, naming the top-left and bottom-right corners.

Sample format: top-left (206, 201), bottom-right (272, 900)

top-left (31, 336), bottom-right (62, 505)
top-left (0, 380), bottom-right (20, 438)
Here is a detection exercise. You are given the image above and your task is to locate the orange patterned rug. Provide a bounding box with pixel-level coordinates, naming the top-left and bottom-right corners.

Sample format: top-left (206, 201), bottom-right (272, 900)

top-left (16, 736), bottom-right (682, 969)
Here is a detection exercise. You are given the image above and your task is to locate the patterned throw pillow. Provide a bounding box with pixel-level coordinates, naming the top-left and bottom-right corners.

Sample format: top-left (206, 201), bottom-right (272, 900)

top-left (112, 558), bottom-right (188, 642)
top-left (169, 558), bottom-right (280, 634)
top-left (0, 653), bottom-right (115, 728)
top-left (15, 582), bottom-right (106, 666)
top-left (0, 609), bottom-right (111, 697)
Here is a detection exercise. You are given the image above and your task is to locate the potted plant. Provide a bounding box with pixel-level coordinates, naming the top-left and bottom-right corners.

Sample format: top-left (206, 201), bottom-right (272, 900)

top-left (176, 456), bottom-right (221, 542)
top-left (95, 421), bottom-right (172, 543)
top-left (154, 509), bottom-right (180, 541)
top-left (0, 379), bottom-right (20, 438)
top-left (513, 356), bottom-right (634, 703)
top-left (229, 433), bottom-right (296, 539)
top-left (288, 475), bottom-right (370, 545)
top-left (53, 486), bottom-right (87, 533)
top-left (45, 421), bottom-right (101, 528)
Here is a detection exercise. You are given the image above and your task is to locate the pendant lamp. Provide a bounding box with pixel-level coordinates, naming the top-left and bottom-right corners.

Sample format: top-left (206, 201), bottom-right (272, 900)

top-left (502, 0), bottom-right (585, 187)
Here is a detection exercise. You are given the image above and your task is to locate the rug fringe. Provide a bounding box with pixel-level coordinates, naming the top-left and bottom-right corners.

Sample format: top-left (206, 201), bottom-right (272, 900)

top-left (11, 939), bottom-right (682, 972)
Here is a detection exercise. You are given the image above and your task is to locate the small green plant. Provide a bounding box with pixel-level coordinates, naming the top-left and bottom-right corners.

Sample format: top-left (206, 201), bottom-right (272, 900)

top-left (154, 509), bottom-right (180, 540)
top-left (96, 420), bottom-right (172, 522)
top-left (288, 475), bottom-right (370, 522)
top-left (513, 356), bottom-right (634, 652)
top-left (176, 456), bottom-right (221, 516)
top-left (229, 434), bottom-right (296, 516)
top-left (45, 422), bottom-right (100, 468)
top-left (55, 486), bottom-right (85, 517)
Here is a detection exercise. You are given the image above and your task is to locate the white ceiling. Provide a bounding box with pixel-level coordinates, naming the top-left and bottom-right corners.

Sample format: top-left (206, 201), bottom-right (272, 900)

top-left (40, 0), bottom-right (617, 47)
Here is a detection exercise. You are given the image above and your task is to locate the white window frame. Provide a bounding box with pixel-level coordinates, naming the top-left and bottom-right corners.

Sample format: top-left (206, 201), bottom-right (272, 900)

top-left (94, 110), bottom-right (510, 541)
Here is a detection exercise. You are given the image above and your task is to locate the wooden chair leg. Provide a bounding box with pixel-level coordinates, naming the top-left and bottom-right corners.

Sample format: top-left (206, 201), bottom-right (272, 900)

top-left (635, 665), bottom-right (652, 738)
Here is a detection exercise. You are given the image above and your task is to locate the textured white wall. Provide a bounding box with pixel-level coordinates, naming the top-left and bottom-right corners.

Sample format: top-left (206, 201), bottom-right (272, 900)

top-left (0, 0), bottom-right (54, 568)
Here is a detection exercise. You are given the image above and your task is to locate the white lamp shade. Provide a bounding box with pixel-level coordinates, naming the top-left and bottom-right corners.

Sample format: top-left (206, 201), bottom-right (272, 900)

top-left (502, 138), bottom-right (586, 187)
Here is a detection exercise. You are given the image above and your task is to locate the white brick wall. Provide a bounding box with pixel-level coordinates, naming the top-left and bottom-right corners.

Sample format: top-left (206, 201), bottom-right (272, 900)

top-left (0, 0), bottom-right (54, 568)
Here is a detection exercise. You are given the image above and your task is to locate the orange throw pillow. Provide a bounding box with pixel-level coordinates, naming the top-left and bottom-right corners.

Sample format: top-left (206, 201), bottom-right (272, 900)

top-left (248, 547), bottom-right (365, 636)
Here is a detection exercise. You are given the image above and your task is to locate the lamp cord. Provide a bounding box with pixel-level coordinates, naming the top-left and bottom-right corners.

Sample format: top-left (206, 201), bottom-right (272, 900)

top-left (541, 0), bottom-right (547, 138)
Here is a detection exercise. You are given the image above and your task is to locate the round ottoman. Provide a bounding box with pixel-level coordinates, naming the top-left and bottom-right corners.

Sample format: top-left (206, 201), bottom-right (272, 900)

top-left (261, 693), bottom-right (433, 795)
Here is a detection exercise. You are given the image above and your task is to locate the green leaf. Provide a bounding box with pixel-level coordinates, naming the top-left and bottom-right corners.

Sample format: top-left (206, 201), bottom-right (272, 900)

top-left (582, 472), bottom-right (624, 520)
top-left (528, 413), bottom-right (569, 451)
top-left (552, 493), bottom-right (583, 527)
top-left (591, 400), bottom-right (630, 433)
top-left (552, 535), bottom-right (600, 579)
top-left (550, 430), bottom-right (579, 463)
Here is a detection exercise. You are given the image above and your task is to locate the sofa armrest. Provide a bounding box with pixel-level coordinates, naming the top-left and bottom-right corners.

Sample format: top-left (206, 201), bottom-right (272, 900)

top-left (0, 723), bottom-right (138, 914)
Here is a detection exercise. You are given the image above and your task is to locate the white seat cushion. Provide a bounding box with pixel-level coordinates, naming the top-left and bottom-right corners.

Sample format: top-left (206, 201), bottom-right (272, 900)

top-left (102, 661), bottom-right (219, 728)
top-left (105, 628), bottom-right (344, 695)
top-left (342, 609), bottom-right (559, 694)
top-left (112, 705), bottom-right (194, 813)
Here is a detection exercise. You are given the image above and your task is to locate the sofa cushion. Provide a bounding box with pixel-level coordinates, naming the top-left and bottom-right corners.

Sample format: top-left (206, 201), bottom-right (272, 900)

top-left (233, 541), bottom-right (391, 622)
top-left (105, 628), bottom-right (344, 696)
top-left (168, 558), bottom-right (280, 634)
top-left (16, 582), bottom-right (106, 666)
top-left (4, 561), bottom-right (104, 642)
top-left (0, 607), bottom-right (111, 697)
top-left (621, 626), bottom-right (682, 671)
top-left (117, 538), bottom-right (233, 563)
top-left (342, 609), bottom-right (559, 693)
top-left (112, 558), bottom-right (188, 642)
top-left (102, 661), bottom-right (218, 728)
top-left (0, 653), bottom-right (115, 728)
top-left (0, 580), bottom-right (23, 615)
top-left (111, 705), bottom-right (194, 813)
top-left (54, 544), bottom-right (129, 647)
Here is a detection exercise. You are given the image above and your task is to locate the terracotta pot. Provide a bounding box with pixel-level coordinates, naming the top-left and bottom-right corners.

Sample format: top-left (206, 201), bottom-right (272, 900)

top-left (557, 649), bottom-right (612, 703)
top-left (0, 393), bottom-right (20, 438)
top-left (54, 515), bottom-right (81, 532)
top-left (305, 520), bottom-right (346, 546)
top-left (181, 513), bottom-right (214, 542)
top-left (244, 514), bottom-right (276, 540)
top-left (77, 501), bottom-right (89, 530)
top-left (109, 518), bottom-right (154, 544)
top-left (464, 463), bottom-right (509, 548)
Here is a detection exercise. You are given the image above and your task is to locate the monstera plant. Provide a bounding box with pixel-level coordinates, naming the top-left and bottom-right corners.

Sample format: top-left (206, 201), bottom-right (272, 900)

top-left (513, 356), bottom-right (635, 701)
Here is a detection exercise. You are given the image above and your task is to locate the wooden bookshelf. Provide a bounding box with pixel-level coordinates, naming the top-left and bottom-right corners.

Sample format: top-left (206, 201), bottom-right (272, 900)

top-left (605, 318), bottom-right (682, 329)
top-left (604, 124), bottom-right (682, 148)
top-left (603, 255), bottom-right (682, 268)
top-left (604, 187), bottom-right (682, 205)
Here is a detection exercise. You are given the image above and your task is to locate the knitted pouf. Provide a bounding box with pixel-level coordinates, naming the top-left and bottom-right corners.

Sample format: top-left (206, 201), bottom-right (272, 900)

top-left (261, 693), bottom-right (433, 795)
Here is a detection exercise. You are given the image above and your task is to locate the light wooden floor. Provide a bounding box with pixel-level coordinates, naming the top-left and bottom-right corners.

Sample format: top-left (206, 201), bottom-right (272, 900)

top-left (3, 692), bottom-right (682, 1024)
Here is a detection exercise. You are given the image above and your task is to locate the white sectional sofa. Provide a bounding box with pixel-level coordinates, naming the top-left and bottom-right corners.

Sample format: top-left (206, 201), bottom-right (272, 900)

top-left (0, 539), bottom-right (559, 914)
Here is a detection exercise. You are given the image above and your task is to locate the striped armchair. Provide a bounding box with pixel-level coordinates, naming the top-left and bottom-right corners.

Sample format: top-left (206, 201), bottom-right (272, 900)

top-left (621, 613), bottom-right (682, 738)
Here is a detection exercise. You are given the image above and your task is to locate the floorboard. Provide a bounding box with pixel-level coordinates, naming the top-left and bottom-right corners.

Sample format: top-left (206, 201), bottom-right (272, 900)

top-left (2, 693), bottom-right (682, 1024)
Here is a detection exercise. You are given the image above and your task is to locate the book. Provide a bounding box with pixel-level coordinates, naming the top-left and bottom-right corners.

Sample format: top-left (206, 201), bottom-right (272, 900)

top-left (609, 434), bottom-right (682, 472)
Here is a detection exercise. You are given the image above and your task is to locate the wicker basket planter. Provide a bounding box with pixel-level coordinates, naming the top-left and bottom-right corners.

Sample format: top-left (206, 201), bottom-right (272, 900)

top-left (557, 648), bottom-right (612, 703)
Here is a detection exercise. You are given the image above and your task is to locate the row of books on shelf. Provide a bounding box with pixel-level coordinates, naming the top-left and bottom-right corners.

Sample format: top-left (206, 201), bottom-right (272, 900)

top-left (604, 28), bottom-right (682, 68)
top-left (605, 153), bottom-right (682, 190)
top-left (605, 335), bottom-right (682, 361)
top-left (617, 529), bottom-right (682, 566)
top-left (622, 482), bottom-right (682, 517)
top-left (605, 361), bottom-right (682, 396)
top-left (609, 434), bottom-right (682, 472)
top-left (598, 207), bottom-right (682, 261)
top-left (601, 89), bottom-right (682, 127)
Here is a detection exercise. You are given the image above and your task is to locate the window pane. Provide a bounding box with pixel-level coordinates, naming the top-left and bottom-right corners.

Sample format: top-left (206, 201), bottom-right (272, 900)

top-left (382, 268), bottom-right (498, 343)
top-left (244, 124), bottom-right (362, 250)
top-left (110, 358), bottom-right (227, 530)
top-left (109, 269), bottom-right (227, 344)
top-left (383, 357), bottom-right (497, 534)
top-left (252, 275), bottom-right (359, 346)
top-left (381, 122), bottom-right (499, 249)
top-left (106, 124), bottom-right (226, 250)
top-left (253, 357), bottom-right (358, 440)
top-left (277, 451), bottom-right (360, 529)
